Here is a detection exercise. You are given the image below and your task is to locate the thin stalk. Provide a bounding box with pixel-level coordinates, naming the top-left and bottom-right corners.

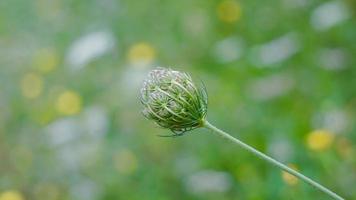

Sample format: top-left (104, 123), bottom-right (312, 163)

top-left (203, 120), bottom-right (344, 200)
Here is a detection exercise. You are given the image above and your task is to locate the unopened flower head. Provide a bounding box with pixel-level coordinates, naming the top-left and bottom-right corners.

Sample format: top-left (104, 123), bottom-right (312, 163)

top-left (140, 68), bottom-right (208, 135)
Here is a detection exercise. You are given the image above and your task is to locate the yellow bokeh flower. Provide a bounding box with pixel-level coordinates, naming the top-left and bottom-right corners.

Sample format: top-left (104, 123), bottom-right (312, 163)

top-left (33, 48), bottom-right (59, 73)
top-left (217, 0), bottom-right (242, 23)
top-left (21, 73), bottom-right (43, 99)
top-left (113, 149), bottom-right (138, 175)
top-left (306, 129), bottom-right (334, 151)
top-left (127, 42), bottom-right (156, 66)
top-left (281, 164), bottom-right (299, 186)
top-left (0, 190), bottom-right (24, 200)
top-left (55, 90), bottom-right (82, 115)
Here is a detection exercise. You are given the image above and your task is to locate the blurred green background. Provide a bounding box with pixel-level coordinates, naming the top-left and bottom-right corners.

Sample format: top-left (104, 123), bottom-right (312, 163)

top-left (0, 0), bottom-right (355, 199)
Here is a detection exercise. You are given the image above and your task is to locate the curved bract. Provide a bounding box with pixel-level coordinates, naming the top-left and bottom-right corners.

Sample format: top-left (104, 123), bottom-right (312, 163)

top-left (140, 68), bottom-right (208, 135)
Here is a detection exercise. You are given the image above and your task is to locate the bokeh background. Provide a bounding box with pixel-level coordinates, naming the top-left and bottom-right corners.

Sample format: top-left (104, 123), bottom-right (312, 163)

top-left (0, 0), bottom-right (355, 199)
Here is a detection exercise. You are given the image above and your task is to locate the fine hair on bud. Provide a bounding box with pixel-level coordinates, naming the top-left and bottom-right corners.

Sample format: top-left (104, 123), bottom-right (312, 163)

top-left (140, 67), bottom-right (208, 135)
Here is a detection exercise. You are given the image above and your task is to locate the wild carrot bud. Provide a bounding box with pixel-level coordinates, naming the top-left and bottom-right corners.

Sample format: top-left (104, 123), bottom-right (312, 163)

top-left (140, 68), bottom-right (208, 135)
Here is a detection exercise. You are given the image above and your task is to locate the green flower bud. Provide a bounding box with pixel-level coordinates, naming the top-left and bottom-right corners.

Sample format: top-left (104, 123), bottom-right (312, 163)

top-left (140, 68), bottom-right (208, 135)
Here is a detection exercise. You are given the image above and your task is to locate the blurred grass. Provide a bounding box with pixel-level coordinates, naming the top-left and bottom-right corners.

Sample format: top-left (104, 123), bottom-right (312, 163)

top-left (0, 0), bottom-right (355, 199)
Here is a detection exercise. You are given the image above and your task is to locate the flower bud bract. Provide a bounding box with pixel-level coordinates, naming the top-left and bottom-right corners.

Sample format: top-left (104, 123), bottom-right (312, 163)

top-left (140, 68), bottom-right (208, 135)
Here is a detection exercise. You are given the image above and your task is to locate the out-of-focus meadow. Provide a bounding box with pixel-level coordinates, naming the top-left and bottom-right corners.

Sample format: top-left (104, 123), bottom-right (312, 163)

top-left (0, 0), bottom-right (355, 199)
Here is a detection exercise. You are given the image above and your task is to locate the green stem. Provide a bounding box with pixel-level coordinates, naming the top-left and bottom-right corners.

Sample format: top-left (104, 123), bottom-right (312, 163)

top-left (203, 120), bottom-right (344, 200)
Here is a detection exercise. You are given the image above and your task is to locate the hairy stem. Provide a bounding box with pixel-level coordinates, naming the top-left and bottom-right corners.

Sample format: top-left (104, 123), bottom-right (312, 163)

top-left (203, 120), bottom-right (344, 200)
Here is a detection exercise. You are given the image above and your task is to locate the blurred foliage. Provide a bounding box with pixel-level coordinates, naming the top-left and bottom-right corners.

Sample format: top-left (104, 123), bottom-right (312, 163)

top-left (0, 0), bottom-right (355, 199)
